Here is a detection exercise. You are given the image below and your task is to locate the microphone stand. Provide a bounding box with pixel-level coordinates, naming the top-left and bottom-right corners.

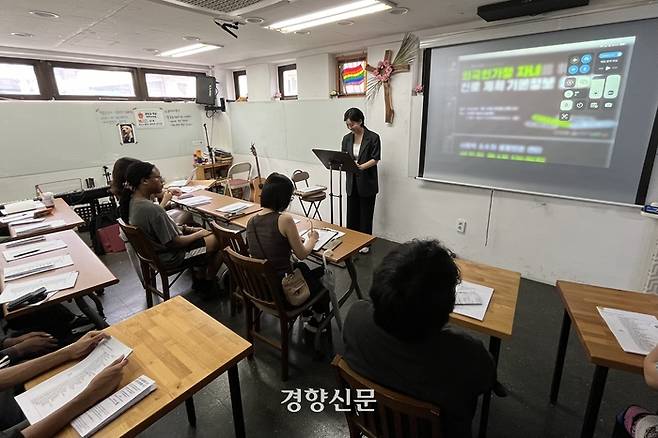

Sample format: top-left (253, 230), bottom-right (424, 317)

top-left (203, 123), bottom-right (216, 181)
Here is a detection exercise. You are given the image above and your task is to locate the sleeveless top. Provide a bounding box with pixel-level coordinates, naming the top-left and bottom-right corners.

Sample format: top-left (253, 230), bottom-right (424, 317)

top-left (246, 212), bottom-right (293, 276)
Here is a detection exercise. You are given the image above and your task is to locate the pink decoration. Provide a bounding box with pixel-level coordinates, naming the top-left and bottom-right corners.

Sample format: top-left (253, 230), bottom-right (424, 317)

top-left (414, 84), bottom-right (424, 94)
top-left (374, 59), bottom-right (394, 82)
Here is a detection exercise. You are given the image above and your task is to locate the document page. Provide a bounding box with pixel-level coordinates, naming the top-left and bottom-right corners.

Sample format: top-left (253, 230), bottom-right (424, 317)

top-left (3, 255), bottom-right (74, 281)
top-left (2, 239), bottom-right (67, 262)
top-left (16, 337), bottom-right (133, 425)
top-left (217, 202), bottom-right (252, 213)
top-left (12, 220), bottom-right (66, 236)
top-left (71, 375), bottom-right (156, 438)
top-left (0, 271), bottom-right (78, 304)
top-left (598, 307), bottom-right (658, 355)
top-left (301, 228), bottom-right (345, 251)
top-left (175, 196), bottom-right (211, 207)
top-left (452, 281), bottom-right (494, 321)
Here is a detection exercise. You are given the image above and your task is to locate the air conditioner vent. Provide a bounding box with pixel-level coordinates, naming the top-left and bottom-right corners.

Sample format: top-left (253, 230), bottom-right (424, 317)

top-left (153, 0), bottom-right (286, 16)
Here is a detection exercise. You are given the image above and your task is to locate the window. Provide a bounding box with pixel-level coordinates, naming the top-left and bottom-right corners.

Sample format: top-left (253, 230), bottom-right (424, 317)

top-left (145, 72), bottom-right (197, 99)
top-left (233, 70), bottom-right (247, 99)
top-left (277, 64), bottom-right (297, 99)
top-left (337, 54), bottom-right (367, 96)
top-left (53, 65), bottom-right (136, 98)
top-left (0, 61), bottom-right (41, 97)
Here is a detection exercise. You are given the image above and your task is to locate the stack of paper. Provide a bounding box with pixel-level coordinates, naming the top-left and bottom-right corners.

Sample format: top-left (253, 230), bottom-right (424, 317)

top-left (452, 281), bottom-right (494, 321)
top-left (598, 307), bottom-right (658, 355)
top-left (3, 255), bottom-right (74, 281)
top-left (2, 239), bottom-right (68, 261)
top-left (11, 219), bottom-right (66, 237)
top-left (301, 228), bottom-right (346, 251)
top-left (71, 375), bottom-right (156, 437)
top-left (1, 200), bottom-right (45, 215)
top-left (296, 185), bottom-right (326, 195)
top-left (175, 196), bottom-right (211, 207)
top-left (179, 185), bottom-right (204, 194)
top-left (16, 337), bottom-right (133, 425)
top-left (0, 271), bottom-right (79, 304)
top-left (0, 212), bottom-right (35, 224)
top-left (217, 202), bottom-right (252, 214)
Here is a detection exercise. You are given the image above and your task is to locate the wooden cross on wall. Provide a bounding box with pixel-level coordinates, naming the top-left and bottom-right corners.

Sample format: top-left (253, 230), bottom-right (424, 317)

top-left (365, 49), bottom-right (410, 124)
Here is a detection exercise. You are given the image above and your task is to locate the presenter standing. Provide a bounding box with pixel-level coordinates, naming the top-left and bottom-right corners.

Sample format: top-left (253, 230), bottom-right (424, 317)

top-left (341, 108), bottom-right (381, 254)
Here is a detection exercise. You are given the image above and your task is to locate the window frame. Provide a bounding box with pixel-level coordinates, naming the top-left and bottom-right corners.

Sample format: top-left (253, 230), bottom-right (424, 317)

top-left (336, 53), bottom-right (368, 97)
top-left (277, 63), bottom-right (298, 100)
top-left (48, 61), bottom-right (140, 101)
top-left (0, 57), bottom-right (51, 100)
top-left (233, 70), bottom-right (247, 100)
top-left (141, 68), bottom-right (203, 101)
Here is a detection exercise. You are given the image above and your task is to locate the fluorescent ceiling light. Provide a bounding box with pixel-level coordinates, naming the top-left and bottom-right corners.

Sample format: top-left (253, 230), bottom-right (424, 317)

top-left (268, 0), bottom-right (392, 33)
top-left (159, 43), bottom-right (222, 58)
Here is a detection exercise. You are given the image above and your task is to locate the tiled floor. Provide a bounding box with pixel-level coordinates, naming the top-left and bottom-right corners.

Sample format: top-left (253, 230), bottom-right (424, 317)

top-left (92, 236), bottom-right (657, 438)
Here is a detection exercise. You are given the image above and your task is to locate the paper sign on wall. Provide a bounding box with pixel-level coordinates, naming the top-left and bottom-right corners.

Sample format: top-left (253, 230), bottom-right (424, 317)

top-left (134, 109), bottom-right (165, 128)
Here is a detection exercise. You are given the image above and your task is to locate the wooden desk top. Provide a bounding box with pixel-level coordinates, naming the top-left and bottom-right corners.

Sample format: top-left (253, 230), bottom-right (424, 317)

top-left (28, 296), bottom-right (253, 438)
top-left (177, 190), bottom-right (262, 220)
top-left (0, 230), bottom-right (118, 319)
top-left (8, 199), bottom-right (84, 240)
top-left (557, 281), bottom-right (658, 373)
top-left (449, 258), bottom-right (521, 339)
top-left (166, 180), bottom-right (219, 190)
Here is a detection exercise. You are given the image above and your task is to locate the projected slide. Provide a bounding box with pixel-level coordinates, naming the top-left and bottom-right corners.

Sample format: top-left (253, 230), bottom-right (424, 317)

top-left (443, 37), bottom-right (634, 168)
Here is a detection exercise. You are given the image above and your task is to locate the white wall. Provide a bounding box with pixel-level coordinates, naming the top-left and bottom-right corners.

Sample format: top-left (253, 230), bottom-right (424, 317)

top-left (246, 63), bottom-right (275, 102)
top-left (297, 54), bottom-right (335, 100)
top-left (215, 5), bottom-right (658, 292)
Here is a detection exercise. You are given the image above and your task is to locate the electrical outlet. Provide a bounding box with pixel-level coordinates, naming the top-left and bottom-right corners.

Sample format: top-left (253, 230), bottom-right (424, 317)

top-left (456, 218), bottom-right (467, 234)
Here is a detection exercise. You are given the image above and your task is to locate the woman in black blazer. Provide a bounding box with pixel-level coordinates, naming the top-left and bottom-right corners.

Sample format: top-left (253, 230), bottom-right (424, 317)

top-left (341, 108), bottom-right (381, 253)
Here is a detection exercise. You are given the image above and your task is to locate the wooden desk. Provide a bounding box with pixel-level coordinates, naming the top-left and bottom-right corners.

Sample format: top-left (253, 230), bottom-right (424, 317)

top-left (27, 296), bottom-right (253, 438)
top-left (166, 180), bottom-right (220, 191)
top-left (549, 281), bottom-right (658, 438)
top-left (7, 199), bottom-right (84, 240)
top-left (185, 190), bottom-right (262, 220)
top-left (194, 160), bottom-right (232, 180)
top-left (450, 258), bottom-right (520, 438)
top-left (0, 230), bottom-right (117, 326)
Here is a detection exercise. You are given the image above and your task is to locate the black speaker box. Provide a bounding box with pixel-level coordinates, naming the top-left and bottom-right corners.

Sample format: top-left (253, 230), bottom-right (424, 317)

top-left (477, 0), bottom-right (590, 22)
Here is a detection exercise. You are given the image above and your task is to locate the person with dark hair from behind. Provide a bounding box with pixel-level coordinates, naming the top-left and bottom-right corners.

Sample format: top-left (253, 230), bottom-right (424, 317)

top-left (342, 240), bottom-right (496, 437)
top-left (119, 161), bottom-right (223, 290)
top-left (0, 331), bottom-right (128, 438)
top-left (341, 107), bottom-right (381, 254)
top-left (245, 172), bottom-right (330, 332)
top-left (110, 157), bottom-right (192, 226)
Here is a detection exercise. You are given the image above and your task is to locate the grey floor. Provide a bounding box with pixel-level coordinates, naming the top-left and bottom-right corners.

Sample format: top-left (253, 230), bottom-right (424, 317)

top-left (89, 235), bottom-right (657, 438)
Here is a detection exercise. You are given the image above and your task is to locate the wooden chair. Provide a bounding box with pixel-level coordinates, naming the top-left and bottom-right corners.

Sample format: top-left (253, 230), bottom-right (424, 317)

top-left (291, 169), bottom-right (326, 220)
top-left (223, 247), bottom-right (330, 381)
top-left (331, 355), bottom-right (442, 438)
top-left (225, 162), bottom-right (252, 200)
top-left (118, 219), bottom-right (205, 308)
top-left (208, 221), bottom-right (249, 315)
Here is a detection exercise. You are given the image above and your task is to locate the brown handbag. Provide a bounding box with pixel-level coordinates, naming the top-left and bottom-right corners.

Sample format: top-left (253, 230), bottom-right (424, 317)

top-left (252, 218), bottom-right (310, 306)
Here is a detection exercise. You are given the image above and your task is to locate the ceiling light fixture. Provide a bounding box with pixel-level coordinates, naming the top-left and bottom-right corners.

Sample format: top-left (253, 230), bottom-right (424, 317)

top-left (29, 10), bottom-right (60, 18)
top-left (159, 43), bottom-right (223, 58)
top-left (389, 7), bottom-right (409, 15)
top-left (10, 32), bottom-right (34, 37)
top-left (245, 17), bottom-right (265, 24)
top-left (268, 0), bottom-right (393, 34)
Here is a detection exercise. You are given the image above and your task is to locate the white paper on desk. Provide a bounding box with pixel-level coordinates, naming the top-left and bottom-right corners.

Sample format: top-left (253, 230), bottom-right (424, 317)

top-left (296, 185), bottom-right (326, 194)
top-left (217, 201), bottom-right (252, 213)
top-left (3, 239), bottom-right (67, 262)
top-left (175, 195), bottom-right (211, 207)
top-left (71, 375), bottom-right (156, 438)
top-left (0, 212), bottom-right (34, 224)
top-left (0, 271), bottom-right (78, 304)
top-left (3, 255), bottom-right (74, 281)
top-left (16, 337), bottom-right (133, 425)
top-left (9, 218), bottom-right (44, 227)
top-left (301, 228), bottom-right (345, 251)
top-left (452, 281), bottom-right (494, 321)
top-left (11, 220), bottom-right (66, 236)
top-left (1, 201), bottom-right (45, 215)
top-left (179, 185), bottom-right (204, 194)
top-left (598, 307), bottom-right (658, 355)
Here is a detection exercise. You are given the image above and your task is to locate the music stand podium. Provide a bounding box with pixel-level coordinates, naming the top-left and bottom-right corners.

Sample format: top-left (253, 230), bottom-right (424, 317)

top-left (312, 149), bottom-right (359, 226)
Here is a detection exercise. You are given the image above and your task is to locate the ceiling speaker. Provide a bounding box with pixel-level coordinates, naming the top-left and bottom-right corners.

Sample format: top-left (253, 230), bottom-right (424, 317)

top-left (477, 0), bottom-right (590, 22)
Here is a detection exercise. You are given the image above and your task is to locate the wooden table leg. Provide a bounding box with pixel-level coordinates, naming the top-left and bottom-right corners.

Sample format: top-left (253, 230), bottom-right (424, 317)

top-left (478, 336), bottom-right (501, 438)
top-left (580, 365), bottom-right (608, 438)
top-left (185, 397), bottom-right (197, 427)
top-left (550, 310), bottom-right (571, 404)
top-left (74, 295), bottom-right (108, 329)
top-left (345, 258), bottom-right (362, 300)
top-left (228, 364), bottom-right (246, 438)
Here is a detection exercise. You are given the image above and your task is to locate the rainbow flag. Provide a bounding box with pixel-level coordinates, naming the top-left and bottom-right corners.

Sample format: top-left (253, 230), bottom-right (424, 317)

top-left (342, 64), bottom-right (365, 85)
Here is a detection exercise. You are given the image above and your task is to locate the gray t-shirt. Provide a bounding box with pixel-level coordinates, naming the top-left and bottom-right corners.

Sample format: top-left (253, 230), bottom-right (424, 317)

top-left (128, 197), bottom-right (184, 267)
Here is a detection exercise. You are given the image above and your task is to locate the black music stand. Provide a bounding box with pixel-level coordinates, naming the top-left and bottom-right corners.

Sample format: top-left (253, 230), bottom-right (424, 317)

top-left (312, 149), bottom-right (359, 226)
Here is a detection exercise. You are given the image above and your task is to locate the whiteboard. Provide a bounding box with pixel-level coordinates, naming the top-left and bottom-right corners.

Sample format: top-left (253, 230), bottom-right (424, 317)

top-left (228, 98), bottom-right (366, 163)
top-left (0, 101), bottom-right (205, 178)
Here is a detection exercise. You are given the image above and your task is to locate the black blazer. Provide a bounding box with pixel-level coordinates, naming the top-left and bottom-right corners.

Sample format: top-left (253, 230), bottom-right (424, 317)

top-left (341, 127), bottom-right (381, 197)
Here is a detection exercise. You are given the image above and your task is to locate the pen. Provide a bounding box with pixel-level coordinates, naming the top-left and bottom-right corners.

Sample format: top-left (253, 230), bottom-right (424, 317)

top-left (13, 249), bottom-right (39, 258)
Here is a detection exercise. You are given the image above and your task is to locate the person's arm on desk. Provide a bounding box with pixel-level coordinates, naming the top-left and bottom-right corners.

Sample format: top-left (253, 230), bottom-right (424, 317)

top-left (281, 215), bottom-right (318, 259)
top-left (644, 345), bottom-right (658, 389)
top-left (21, 356), bottom-right (128, 438)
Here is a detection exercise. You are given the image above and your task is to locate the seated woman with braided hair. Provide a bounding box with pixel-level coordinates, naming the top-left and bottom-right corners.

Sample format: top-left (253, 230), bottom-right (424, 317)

top-left (119, 161), bottom-right (222, 290)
